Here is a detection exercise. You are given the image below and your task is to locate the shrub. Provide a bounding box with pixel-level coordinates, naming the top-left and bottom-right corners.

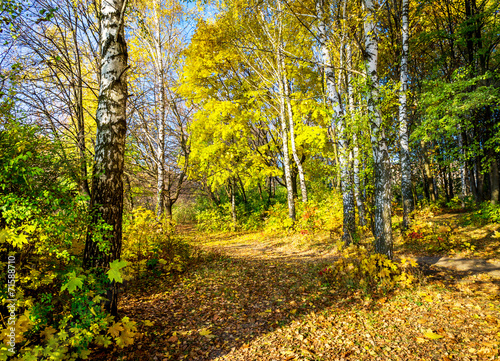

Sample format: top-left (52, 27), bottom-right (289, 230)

top-left (264, 192), bottom-right (343, 234)
top-left (195, 206), bottom-right (233, 232)
top-left (122, 208), bottom-right (192, 278)
top-left (319, 245), bottom-right (417, 296)
top-left (0, 121), bottom-right (137, 360)
top-left (467, 201), bottom-right (500, 225)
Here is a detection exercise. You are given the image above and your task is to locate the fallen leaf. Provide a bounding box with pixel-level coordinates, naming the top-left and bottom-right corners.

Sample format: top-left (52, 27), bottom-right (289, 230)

top-left (423, 330), bottom-right (444, 340)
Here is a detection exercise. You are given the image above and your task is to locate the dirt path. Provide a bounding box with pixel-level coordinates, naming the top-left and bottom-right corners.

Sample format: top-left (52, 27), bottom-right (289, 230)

top-left (219, 233), bottom-right (500, 278)
top-left (91, 228), bottom-right (500, 360)
top-left (416, 255), bottom-right (500, 277)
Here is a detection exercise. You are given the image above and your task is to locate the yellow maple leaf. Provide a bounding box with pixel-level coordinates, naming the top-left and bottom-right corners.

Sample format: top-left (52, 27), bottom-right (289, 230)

top-left (199, 328), bottom-right (215, 338)
top-left (108, 322), bottom-right (124, 338)
top-left (41, 326), bottom-right (57, 341)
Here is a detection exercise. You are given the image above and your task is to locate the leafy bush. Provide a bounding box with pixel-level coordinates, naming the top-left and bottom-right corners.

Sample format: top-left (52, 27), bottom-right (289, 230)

top-left (467, 202), bottom-right (500, 225)
top-left (0, 121), bottom-right (137, 360)
top-left (264, 192), bottom-right (343, 234)
top-left (195, 206), bottom-right (234, 232)
top-left (122, 208), bottom-right (192, 278)
top-left (319, 246), bottom-right (417, 296)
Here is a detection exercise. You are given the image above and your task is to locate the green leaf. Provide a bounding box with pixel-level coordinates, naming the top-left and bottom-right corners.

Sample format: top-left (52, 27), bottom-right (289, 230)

top-left (107, 259), bottom-right (128, 283)
top-left (61, 271), bottom-right (84, 294)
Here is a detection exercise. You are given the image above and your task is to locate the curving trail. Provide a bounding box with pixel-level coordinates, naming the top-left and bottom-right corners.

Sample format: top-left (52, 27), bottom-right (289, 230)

top-left (90, 226), bottom-right (500, 361)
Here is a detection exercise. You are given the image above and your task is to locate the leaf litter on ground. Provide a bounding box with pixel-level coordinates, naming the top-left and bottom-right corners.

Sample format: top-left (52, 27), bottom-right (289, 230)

top-left (89, 214), bottom-right (500, 361)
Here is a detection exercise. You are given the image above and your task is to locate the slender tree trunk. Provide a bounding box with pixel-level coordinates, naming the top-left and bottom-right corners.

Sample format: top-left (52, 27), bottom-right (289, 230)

top-left (153, 0), bottom-right (166, 220)
top-left (266, 176), bottom-right (273, 208)
top-left (441, 164), bottom-right (450, 203)
top-left (276, 17), bottom-right (295, 222)
top-left (476, 157), bottom-right (484, 202)
top-left (316, 0), bottom-right (356, 245)
top-left (458, 126), bottom-right (467, 206)
top-left (230, 178), bottom-right (237, 228)
top-left (469, 157), bottom-right (478, 202)
top-left (448, 167), bottom-right (454, 199)
top-left (283, 67), bottom-right (308, 203)
top-left (363, 0), bottom-right (393, 258)
top-left (421, 142), bottom-right (436, 202)
top-left (422, 167), bottom-right (430, 200)
top-left (347, 42), bottom-right (366, 227)
top-left (399, 0), bottom-right (414, 229)
top-left (156, 87), bottom-right (166, 219)
top-left (490, 156), bottom-right (499, 204)
top-left (84, 0), bottom-right (128, 317)
top-left (433, 177), bottom-right (439, 200)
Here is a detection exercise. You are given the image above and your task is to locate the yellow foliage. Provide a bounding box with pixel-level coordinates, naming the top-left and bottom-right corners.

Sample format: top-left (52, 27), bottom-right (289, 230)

top-left (320, 246), bottom-right (417, 295)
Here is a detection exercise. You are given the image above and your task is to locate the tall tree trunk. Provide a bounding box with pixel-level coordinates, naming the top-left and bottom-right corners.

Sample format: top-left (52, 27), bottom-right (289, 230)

top-left (399, 0), bottom-right (414, 229)
top-left (276, 13), bottom-right (295, 222)
top-left (468, 157), bottom-right (478, 202)
top-left (347, 42), bottom-right (366, 227)
top-left (422, 167), bottom-right (430, 200)
top-left (476, 157), bottom-right (484, 202)
top-left (363, 0), bottom-right (393, 258)
top-left (283, 66), bottom-right (308, 203)
top-left (153, 0), bottom-right (166, 220)
top-left (448, 167), bottom-right (454, 199)
top-left (84, 0), bottom-right (128, 317)
top-left (316, 0), bottom-right (356, 245)
top-left (155, 81), bottom-right (166, 219)
top-left (441, 164), bottom-right (450, 203)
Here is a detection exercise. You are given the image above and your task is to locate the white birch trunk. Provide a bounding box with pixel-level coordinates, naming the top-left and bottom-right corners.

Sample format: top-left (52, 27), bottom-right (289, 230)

top-left (84, 0), bottom-right (128, 316)
top-left (278, 53), bottom-right (296, 221)
top-left (316, 0), bottom-right (355, 245)
top-left (283, 63), bottom-right (308, 203)
top-left (363, 0), bottom-right (393, 258)
top-left (399, 0), bottom-right (414, 229)
top-left (276, 0), bottom-right (296, 221)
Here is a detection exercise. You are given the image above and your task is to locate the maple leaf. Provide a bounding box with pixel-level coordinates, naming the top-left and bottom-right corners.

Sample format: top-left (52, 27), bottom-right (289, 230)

top-left (199, 328), bottom-right (215, 338)
top-left (108, 322), bottom-right (125, 338)
top-left (40, 326), bottom-right (57, 341)
top-left (60, 271), bottom-right (84, 294)
top-left (107, 259), bottom-right (128, 283)
top-left (79, 349), bottom-right (91, 359)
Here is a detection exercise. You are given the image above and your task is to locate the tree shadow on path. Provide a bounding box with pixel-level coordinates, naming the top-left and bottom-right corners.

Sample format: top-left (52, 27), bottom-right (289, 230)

top-left (95, 250), bottom-right (342, 360)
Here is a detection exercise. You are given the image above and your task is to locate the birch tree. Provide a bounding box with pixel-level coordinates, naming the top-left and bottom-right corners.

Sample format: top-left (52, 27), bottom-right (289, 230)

top-left (128, 0), bottom-right (190, 219)
top-left (315, 0), bottom-right (355, 245)
top-left (363, 0), bottom-right (393, 257)
top-left (399, 0), bottom-right (413, 229)
top-left (83, 0), bottom-right (128, 316)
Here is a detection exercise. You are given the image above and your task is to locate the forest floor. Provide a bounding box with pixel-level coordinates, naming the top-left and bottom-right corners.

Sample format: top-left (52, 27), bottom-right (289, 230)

top-left (91, 210), bottom-right (500, 361)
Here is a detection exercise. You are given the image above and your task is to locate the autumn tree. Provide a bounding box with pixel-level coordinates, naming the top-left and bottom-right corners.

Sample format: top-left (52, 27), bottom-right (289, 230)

top-left (83, 0), bottom-right (129, 316)
top-left (127, 0), bottom-right (192, 219)
top-left (363, 0), bottom-right (393, 257)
